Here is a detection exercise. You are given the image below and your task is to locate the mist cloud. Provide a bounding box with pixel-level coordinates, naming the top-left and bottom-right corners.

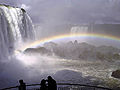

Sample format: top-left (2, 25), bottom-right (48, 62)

top-left (25, 0), bottom-right (120, 24)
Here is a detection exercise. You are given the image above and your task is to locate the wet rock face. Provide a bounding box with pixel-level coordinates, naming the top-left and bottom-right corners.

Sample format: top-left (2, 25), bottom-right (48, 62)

top-left (111, 70), bottom-right (120, 79)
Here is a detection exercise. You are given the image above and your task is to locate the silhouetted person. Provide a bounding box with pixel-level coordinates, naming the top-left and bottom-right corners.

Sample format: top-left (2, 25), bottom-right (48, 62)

top-left (18, 80), bottom-right (26, 90)
top-left (47, 76), bottom-right (57, 90)
top-left (40, 79), bottom-right (47, 90)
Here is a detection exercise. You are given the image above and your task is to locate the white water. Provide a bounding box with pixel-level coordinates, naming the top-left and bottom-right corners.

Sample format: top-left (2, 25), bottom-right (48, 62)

top-left (0, 5), bottom-right (34, 62)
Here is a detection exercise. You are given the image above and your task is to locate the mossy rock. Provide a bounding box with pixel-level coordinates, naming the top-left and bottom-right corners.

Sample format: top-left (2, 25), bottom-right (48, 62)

top-left (0, 4), bottom-right (12, 9)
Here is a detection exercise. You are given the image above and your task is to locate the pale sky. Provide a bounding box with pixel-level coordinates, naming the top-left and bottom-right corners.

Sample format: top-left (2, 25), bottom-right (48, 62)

top-left (0, 0), bottom-right (120, 24)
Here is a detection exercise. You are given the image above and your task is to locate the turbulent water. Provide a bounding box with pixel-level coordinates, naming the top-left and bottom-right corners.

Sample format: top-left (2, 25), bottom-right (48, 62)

top-left (0, 5), bottom-right (34, 61)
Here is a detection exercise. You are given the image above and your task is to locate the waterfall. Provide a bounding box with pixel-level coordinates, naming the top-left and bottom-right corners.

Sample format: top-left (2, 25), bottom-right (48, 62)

top-left (0, 5), bottom-right (35, 62)
top-left (70, 26), bottom-right (89, 34)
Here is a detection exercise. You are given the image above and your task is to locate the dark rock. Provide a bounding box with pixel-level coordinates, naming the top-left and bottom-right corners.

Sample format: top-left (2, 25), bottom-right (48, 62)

top-left (24, 47), bottom-right (52, 55)
top-left (111, 70), bottom-right (120, 79)
top-left (21, 8), bottom-right (26, 12)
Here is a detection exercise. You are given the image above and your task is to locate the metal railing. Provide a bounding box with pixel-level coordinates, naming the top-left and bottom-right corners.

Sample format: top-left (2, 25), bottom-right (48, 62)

top-left (1, 83), bottom-right (112, 90)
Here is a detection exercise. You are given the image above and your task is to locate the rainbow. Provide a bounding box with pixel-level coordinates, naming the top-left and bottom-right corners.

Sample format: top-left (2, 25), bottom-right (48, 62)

top-left (20, 33), bottom-right (120, 51)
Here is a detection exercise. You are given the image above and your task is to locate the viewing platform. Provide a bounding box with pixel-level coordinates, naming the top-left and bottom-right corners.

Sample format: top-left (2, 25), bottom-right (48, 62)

top-left (1, 83), bottom-right (112, 90)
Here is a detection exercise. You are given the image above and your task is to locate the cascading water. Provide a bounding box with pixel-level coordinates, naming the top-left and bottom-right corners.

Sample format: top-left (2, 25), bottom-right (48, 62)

top-left (0, 5), bottom-right (35, 62)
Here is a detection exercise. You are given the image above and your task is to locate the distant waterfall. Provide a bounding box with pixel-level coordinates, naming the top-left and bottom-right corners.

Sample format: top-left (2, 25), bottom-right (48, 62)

top-left (0, 5), bottom-right (35, 61)
top-left (70, 26), bottom-right (89, 34)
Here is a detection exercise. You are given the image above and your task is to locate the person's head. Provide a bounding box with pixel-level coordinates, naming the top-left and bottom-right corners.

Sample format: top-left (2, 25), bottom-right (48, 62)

top-left (41, 79), bottom-right (46, 84)
top-left (47, 76), bottom-right (52, 80)
top-left (19, 80), bottom-right (24, 84)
